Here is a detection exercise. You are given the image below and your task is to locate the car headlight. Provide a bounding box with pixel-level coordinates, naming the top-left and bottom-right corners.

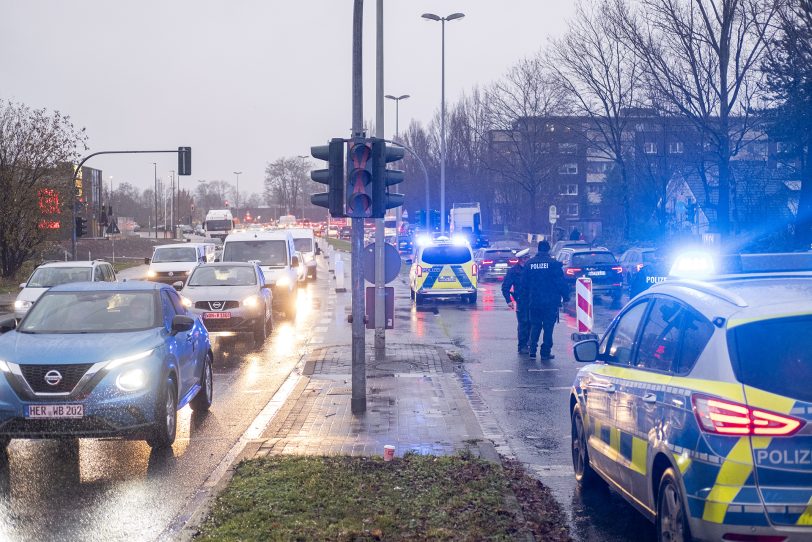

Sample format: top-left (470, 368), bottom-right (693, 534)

top-left (242, 295), bottom-right (260, 308)
top-left (105, 348), bottom-right (155, 370)
top-left (0, 360), bottom-right (10, 373)
top-left (116, 368), bottom-right (147, 392)
top-left (146, 270), bottom-right (157, 278)
top-left (276, 275), bottom-right (290, 288)
top-left (14, 300), bottom-right (32, 310)
top-left (180, 295), bottom-right (193, 308)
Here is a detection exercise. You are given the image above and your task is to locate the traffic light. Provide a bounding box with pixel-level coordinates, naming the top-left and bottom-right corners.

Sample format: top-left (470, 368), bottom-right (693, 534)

top-left (75, 217), bottom-right (87, 238)
top-left (310, 138), bottom-right (346, 217)
top-left (371, 138), bottom-right (405, 218)
top-left (345, 139), bottom-right (374, 218)
top-left (178, 147), bottom-right (192, 176)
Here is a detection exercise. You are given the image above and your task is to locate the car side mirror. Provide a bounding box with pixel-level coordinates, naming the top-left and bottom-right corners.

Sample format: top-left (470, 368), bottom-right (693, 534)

top-left (291, 256), bottom-right (299, 267)
top-left (144, 257), bottom-right (151, 265)
top-left (573, 339), bottom-right (599, 363)
top-left (171, 314), bottom-right (194, 334)
top-left (19, 283), bottom-right (26, 289)
top-left (172, 281), bottom-right (184, 291)
top-left (0, 316), bottom-right (17, 333)
top-left (316, 247), bottom-right (322, 256)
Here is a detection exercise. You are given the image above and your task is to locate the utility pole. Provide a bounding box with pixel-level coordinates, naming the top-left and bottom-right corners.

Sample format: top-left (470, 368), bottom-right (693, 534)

top-left (153, 162), bottom-right (158, 240)
top-left (351, 0), bottom-right (366, 414)
top-left (374, 0), bottom-right (386, 358)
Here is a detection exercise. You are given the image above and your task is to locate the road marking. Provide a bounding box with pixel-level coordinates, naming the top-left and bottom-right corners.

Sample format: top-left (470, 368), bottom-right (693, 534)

top-left (528, 368), bottom-right (559, 372)
top-left (548, 386), bottom-right (571, 391)
top-left (482, 369), bottom-right (513, 373)
top-left (310, 337), bottom-right (324, 344)
top-left (314, 326), bottom-right (328, 333)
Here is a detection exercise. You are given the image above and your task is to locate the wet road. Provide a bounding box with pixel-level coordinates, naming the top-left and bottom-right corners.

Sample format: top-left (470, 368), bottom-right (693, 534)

top-left (0, 266), bottom-right (330, 541)
top-left (393, 273), bottom-right (655, 542)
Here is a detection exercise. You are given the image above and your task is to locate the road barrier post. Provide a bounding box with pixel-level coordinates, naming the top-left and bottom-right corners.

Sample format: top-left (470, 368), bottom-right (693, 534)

top-left (335, 253), bottom-right (347, 293)
top-left (576, 277), bottom-right (593, 333)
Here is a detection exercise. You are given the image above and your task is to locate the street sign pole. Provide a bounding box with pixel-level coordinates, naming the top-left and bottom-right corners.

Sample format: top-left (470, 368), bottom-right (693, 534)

top-left (374, 0), bottom-right (386, 359)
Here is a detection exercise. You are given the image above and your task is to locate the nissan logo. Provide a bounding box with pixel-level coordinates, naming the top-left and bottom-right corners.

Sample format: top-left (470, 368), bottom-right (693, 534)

top-left (168, 271), bottom-right (175, 277)
top-left (44, 370), bottom-right (63, 386)
top-left (211, 301), bottom-right (223, 310)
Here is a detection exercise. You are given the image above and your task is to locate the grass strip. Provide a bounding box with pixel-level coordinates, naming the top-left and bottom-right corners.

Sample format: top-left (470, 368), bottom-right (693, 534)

top-left (195, 454), bottom-right (570, 541)
top-left (323, 237), bottom-right (351, 252)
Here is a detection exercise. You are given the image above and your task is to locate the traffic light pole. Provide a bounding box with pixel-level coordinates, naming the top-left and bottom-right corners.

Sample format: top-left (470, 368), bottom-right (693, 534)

top-left (351, 0), bottom-right (367, 415)
top-left (374, 0), bottom-right (386, 358)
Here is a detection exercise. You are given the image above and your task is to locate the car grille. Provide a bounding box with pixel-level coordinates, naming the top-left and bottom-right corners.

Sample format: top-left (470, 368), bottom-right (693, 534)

top-left (195, 300), bottom-right (240, 310)
top-left (202, 317), bottom-right (247, 331)
top-left (20, 364), bottom-right (93, 394)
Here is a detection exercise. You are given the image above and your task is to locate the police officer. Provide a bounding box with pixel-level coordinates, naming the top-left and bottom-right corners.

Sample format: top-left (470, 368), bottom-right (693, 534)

top-left (521, 240), bottom-right (570, 360)
top-left (501, 248), bottom-right (531, 354)
top-left (630, 250), bottom-right (670, 297)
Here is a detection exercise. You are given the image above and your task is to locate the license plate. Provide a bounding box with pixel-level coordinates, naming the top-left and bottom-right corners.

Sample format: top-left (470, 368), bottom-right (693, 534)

top-left (438, 276), bottom-right (456, 282)
top-left (26, 404), bottom-right (83, 419)
top-left (204, 312), bottom-right (231, 319)
top-left (589, 270), bottom-right (606, 276)
top-left (495, 263), bottom-right (508, 268)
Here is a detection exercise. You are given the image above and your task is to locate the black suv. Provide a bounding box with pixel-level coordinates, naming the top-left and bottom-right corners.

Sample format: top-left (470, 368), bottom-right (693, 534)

top-left (557, 248), bottom-right (623, 307)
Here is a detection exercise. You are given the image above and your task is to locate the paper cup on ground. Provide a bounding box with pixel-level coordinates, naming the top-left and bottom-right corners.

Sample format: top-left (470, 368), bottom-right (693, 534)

top-left (383, 445), bottom-right (395, 461)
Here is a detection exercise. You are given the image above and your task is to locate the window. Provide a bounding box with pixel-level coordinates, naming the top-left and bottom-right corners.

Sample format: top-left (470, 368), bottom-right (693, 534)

top-left (675, 309), bottom-right (713, 374)
top-left (587, 185), bottom-right (602, 194)
top-left (421, 246), bottom-right (472, 264)
top-left (103, 265), bottom-right (115, 282)
top-left (166, 289), bottom-right (187, 316)
top-left (566, 203), bottom-right (579, 216)
top-left (559, 163), bottom-right (578, 175)
top-left (644, 142), bottom-right (658, 154)
top-left (161, 290), bottom-right (178, 329)
top-left (94, 266), bottom-right (105, 281)
top-left (587, 162), bottom-right (611, 174)
top-left (636, 298), bottom-right (683, 372)
top-left (559, 143), bottom-right (577, 154)
top-left (560, 184), bottom-right (578, 196)
top-left (668, 142), bottom-right (684, 154)
top-left (601, 301), bottom-right (648, 365)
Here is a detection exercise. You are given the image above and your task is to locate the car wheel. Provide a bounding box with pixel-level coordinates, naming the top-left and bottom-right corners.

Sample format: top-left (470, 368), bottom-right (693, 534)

top-left (571, 404), bottom-right (601, 486)
top-left (0, 436), bottom-right (10, 451)
top-left (253, 313), bottom-right (267, 345)
top-left (190, 352), bottom-right (213, 412)
top-left (415, 293), bottom-right (425, 306)
top-left (410, 288), bottom-right (415, 300)
top-left (467, 293), bottom-right (477, 304)
top-left (265, 308), bottom-right (274, 334)
top-left (148, 375), bottom-right (177, 449)
top-left (656, 468), bottom-right (692, 542)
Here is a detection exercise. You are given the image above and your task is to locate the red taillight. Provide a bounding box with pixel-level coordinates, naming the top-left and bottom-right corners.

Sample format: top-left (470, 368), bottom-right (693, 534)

top-left (472, 264), bottom-right (477, 276)
top-left (416, 266), bottom-right (423, 278)
top-left (692, 395), bottom-right (804, 437)
top-left (636, 263), bottom-right (645, 272)
top-left (565, 267), bottom-right (582, 276)
top-left (508, 259), bottom-right (519, 264)
top-left (612, 266), bottom-right (623, 273)
top-left (482, 259), bottom-right (494, 265)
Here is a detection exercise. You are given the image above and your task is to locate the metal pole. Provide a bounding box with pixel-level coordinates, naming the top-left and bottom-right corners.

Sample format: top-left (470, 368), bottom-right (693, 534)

top-left (440, 18), bottom-right (446, 235)
top-left (70, 167), bottom-right (77, 260)
top-left (154, 163), bottom-right (158, 239)
top-left (351, 0), bottom-right (366, 415)
top-left (170, 170), bottom-right (175, 238)
top-left (374, 0), bottom-right (386, 358)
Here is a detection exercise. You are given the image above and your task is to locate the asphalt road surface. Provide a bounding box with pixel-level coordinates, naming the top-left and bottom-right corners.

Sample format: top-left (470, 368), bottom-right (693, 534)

top-left (0, 264), bottom-right (331, 541)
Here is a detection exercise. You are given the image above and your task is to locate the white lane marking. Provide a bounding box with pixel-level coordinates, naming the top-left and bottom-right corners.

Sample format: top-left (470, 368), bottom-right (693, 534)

top-left (482, 369), bottom-right (514, 373)
top-left (548, 386), bottom-right (571, 391)
top-left (314, 326), bottom-right (328, 333)
top-left (528, 368), bottom-right (559, 372)
top-left (309, 337), bottom-right (324, 344)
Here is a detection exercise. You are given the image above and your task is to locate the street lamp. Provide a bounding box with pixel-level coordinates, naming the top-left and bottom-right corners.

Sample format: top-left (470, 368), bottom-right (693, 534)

top-left (384, 94), bottom-right (410, 140)
top-left (233, 171), bottom-right (242, 213)
top-left (422, 12), bottom-right (465, 234)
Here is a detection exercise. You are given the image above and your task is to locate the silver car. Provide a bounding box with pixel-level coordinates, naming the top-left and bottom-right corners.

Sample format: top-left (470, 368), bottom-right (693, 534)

top-left (179, 262), bottom-right (273, 344)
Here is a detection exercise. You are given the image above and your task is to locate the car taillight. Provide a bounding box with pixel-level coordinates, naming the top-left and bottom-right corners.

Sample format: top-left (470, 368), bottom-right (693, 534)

top-left (472, 264), bottom-right (477, 276)
top-left (482, 259), bottom-right (493, 265)
top-left (565, 267), bottom-right (582, 276)
top-left (612, 266), bottom-right (623, 273)
top-left (416, 266), bottom-right (423, 277)
top-left (636, 263), bottom-right (645, 272)
top-left (508, 259), bottom-right (518, 264)
top-left (692, 395), bottom-right (804, 437)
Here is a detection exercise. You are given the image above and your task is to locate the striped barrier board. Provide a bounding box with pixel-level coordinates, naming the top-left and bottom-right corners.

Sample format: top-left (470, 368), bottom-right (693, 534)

top-left (576, 277), bottom-right (593, 333)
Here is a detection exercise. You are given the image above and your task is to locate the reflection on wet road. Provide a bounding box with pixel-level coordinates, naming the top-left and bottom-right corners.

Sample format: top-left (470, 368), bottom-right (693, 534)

top-left (0, 279), bottom-right (323, 541)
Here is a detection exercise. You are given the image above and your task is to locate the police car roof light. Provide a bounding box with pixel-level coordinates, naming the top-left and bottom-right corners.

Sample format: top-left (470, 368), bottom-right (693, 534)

top-left (451, 234), bottom-right (469, 246)
top-left (415, 234), bottom-right (433, 247)
top-left (669, 250), bottom-right (716, 278)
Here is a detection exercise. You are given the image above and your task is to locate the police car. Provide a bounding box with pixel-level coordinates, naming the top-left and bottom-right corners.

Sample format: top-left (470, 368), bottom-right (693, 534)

top-left (409, 236), bottom-right (477, 305)
top-left (570, 252), bottom-right (812, 542)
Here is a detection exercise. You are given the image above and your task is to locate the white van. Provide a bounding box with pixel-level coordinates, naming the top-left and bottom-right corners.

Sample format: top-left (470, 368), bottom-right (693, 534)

top-left (221, 231), bottom-right (299, 318)
top-left (286, 227), bottom-right (319, 281)
top-left (146, 242), bottom-right (215, 285)
top-left (204, 209), bottom-right (234, 241)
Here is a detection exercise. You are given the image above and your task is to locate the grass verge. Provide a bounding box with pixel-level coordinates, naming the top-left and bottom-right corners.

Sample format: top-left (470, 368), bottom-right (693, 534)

top-left (323, 237), bottom-right (351, 252)
top-left (195, 454), bottom-right (570, 541)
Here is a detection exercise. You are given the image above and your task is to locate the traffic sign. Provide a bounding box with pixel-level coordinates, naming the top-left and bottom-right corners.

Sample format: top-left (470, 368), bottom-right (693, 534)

top-left (362, 242), bottom-right (400, 284)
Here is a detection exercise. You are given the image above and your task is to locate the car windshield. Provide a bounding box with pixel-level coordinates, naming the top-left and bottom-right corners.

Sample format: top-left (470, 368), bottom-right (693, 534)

top-left (572, 252), bottom-right (617, 266)
top-left (206, 219), bottom-right (233, 231)
top-left (483, 250), bottom-right (515, 259)
top-left (152, 247), bottom-right (198, 263)
top-left (188, 265), bottom-right (257, 286)
top-left (223, 240), bottom-right (287, 267)
top-left (422, 246), bottom-right (472, 264)
top-left (19, 291), bottom-right (159, 333)
top-left (730, 315), bottom-right (812, 403)
top-left (293, 238), bottom-right (313, 252)
top-left (26, 267), bottom-right (91, 288)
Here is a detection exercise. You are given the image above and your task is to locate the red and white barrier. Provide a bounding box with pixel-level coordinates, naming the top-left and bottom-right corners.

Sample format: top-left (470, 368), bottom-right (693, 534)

top-left (576, 277), bottom-right (593, 333)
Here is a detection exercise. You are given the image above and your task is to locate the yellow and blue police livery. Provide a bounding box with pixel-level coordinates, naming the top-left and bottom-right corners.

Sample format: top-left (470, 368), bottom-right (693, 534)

top-left (409, 236), bottom-right (478, 305)
top-left (570, 252), bottom-right (812, 542)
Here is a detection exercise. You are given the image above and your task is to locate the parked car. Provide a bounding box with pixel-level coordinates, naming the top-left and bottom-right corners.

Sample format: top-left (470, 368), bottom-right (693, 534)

top-left (14, 260), bottom-right (117, 320)
top-left (409, 238), bottom-right (477, 305)
top-left (557, 248), bottom-right (623, 307)
top-left (339, 226), bottom-right (352, 240)
top-left (551, 240), bottom-right (592, 260)
top-left (619, 247), bottom-right (658, 288)
top-left (0, 281), bottom-right (213, 450)
top-left (474, 248), bottom-right (519, 281)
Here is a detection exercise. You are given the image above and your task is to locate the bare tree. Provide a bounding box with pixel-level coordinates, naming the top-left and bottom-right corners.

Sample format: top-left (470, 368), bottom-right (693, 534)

top-left (0, 100), bottom-right (87, 277)
top-left (616, 0), bottom-right (784, 236)
top-left (552, 0), bottom-right (645, 238)
top-left (485, 53), bottom-right (571, 231)
top-left (263, 157), bottom-right (311, 216)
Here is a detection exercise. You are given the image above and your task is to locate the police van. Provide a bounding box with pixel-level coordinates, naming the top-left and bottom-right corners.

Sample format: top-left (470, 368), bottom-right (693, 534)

top-left (570, 252), bottom-right (812, 542)
top-left (409, 236), bottom-right (477, 305)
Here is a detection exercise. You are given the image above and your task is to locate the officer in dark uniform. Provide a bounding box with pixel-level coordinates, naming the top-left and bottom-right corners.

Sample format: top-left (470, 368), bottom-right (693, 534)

top-left (521, 240), bottom-right (570, 360)
top-left (501, 248), bottom-right (531, 354)
top-left (630, 251), bottom-right (671, 297)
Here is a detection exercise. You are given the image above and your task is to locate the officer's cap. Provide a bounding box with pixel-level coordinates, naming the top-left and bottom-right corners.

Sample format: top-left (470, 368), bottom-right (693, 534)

top-left (516, 248), bottom-right (530, 259)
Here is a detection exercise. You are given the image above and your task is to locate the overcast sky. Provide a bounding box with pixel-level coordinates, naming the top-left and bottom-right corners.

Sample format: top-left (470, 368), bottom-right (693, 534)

top-left (1, 1), bottom-right (575, 197)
